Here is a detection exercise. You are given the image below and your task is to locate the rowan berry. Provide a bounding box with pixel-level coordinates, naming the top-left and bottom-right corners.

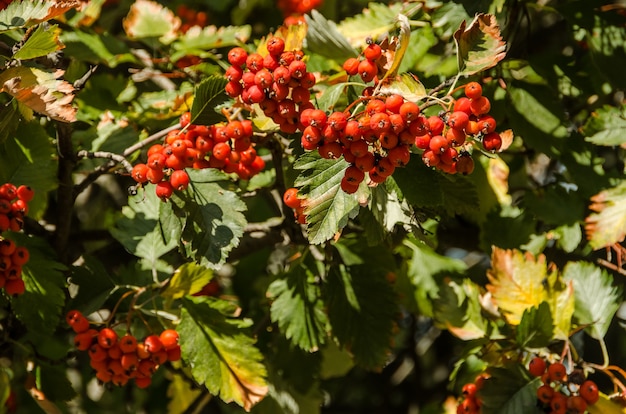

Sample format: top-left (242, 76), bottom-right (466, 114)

top-left (159, 329), bottom-right (180, 351)
top-left (358, 59), bottom-right (378, 83)
top-left (469, 96), bottom-right (491, 116)
top-left (266, 36), bottom-right (285, 57)
top-left (547, 362), bottom-right (567, 383)
top-left (16, 185), bottom-right (34, 202)
top-left (363, 43), bottom-right (382, 61)
top-left (464, 82), bottom-right (482, 100)
top-left (4, 278), bottom-right (24, 296)
top-left (144, 335), bottom-right (163, 353)
top-left (343, 57), bottom-right (360, 76)
top-left (170, 170), bottom-right (190, 191)
top-left (579, 380), bottom-right (599, 404)
top-left (528, 356), bottom-right (547, 377)
top-left (155, 181), bottom-right (174, 200)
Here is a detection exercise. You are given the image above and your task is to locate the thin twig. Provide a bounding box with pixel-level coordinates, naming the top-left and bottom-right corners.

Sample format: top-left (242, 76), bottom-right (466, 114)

top-left (76, 150), bottom-right (134, 173)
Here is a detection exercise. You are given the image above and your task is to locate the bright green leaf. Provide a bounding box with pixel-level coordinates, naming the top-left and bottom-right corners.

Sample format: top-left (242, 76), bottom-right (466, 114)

top-left (433, 279), bottom-right (488, 341)
top-left (179, 296), bottom-right (268, 411)
top-left (294, 152), bottom-right (363, 245)
top-left (122, 0), bottom-right (180, 44)
top-left (13, 23), bottom-right (64, 60)
top-left (190, 75), bottom-right (229, 126)
top-left (337, 2), bottom-right (405, 47)
top-left (173, 25), bottom-right (251, 55)
top-left (563, 261), bottom-right (621, 339)
top-left (162, 262), bottom-right (214, 301)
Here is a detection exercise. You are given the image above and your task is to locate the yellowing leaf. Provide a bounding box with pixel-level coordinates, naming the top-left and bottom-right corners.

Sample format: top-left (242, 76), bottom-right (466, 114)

top-left (13, 24), bottom-right (65, 61)
top-left (0, 0), bottom-right (81, 31)
top-left (161, 262), bottom-right (214, 301)
top-left (486, 157), bottom-right (512, 206)
top-left (453, 13), bottom-right (506, 75)
top-left (166, 372), bottom-right (202, 414)
top-left (259, 23), bottom-right (308, 55)
top-left (0, 67), bottom-right (76, 122)
top-left (585, 181), bottom-right (626, 249)
top-left (588, 393), bottom-right (626, 414)
top-left (122, 0), bottom-right (180, 44)
top-left (377, 73), bottom-right (427, 102)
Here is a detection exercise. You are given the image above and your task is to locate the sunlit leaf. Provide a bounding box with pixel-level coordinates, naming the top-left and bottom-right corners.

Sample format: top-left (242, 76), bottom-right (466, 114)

top-left (122, 0), bottom-right (181, 44)
top-left (453, 13), bottom-right (507, 75)
top-left (305, 10), bottom-right (358, 61)
top-left (173, 24), bottom-right (251, 57)
top-left (294, 152), bottom-right (364, 245)
top-left (585, 181), bottom-right (626, 249)
top-left (0, 66), bottom-right (76, 122)
top-left (433, 279), bottom-right (488, 341)
top-left (260, 23), bottom-right (307, 55)
top-left (13, 23), bottom-right (64, 60)
top-left (588, 393), bottom-right (626, 414)
top-left (166, 372), bottom-right (202, 414)
top-left (190, 75), bottom-right (229, 126)
top-left (377, 73), bottom-right (427, 102)
top-left (161, 262), bottom-right (214, 301)
top-left (337, 2), bottom-right (405, 47)
top-left (180, 296), bottom-right (268, 411)
top-left (563, 261), bottom-right (621, 339)
top-left (0, 0), bottom-right (81, 31)
top-left (486, 247), bottom-right (573, 339)
top-left (582, 103), bottom-right (626, 147)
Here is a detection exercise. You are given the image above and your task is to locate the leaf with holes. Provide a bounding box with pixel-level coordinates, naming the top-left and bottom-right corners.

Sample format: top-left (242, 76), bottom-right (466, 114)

top-left (453, 13), bottom-right (506, 75)
top-left (179, 296), bottom-right (268, 411)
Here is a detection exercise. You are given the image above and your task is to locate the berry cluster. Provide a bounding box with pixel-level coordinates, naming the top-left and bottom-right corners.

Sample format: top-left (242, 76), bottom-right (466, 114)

top-left (131, 112), bottom-right (265, 201)
top-left (343, 41), bottom-right (383, 83)
top-left (283, 187), bottom-right (306, 224)
top-left (277, 0), bottom-right (323, 18)
top-left (177, 5), bottom-right (209, 34)
top-left (66, 310), bottom-right (181, 388)
top-left (0, 238), bottom-right (29, 296)
top-left (0, 183), bottom-right (33, 233)
top-left (529, 356), bottom-right (599, 414)
top-left (456, 373), bottom-right (487, 413)
top-left (224, 38), bottom-right (317, 134)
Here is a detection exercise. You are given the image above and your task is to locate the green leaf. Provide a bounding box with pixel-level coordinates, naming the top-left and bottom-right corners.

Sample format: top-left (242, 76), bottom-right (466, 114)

top-left (294, 152), bottom-right (362, 245)
top-left (110, 188), bottom-right (178, 264)
top-left (553, 223), bottom-right (582, 253)
top-left (122, 0), bottom-right (180, 44)
top-left (268, 264), bottom-right (328, 352)
top-left (377, 73), bottom-right (427, 102)
top-left (172, 25), bottom-right (251, 57)
top-left (0, 121), bottom-right (57, 219)
top-left (161, 262), bottom-right (213, 301)
top-left (177, 168), bottom-right (247, 268)
top-left (325, 238), bottom-right (398, 369)
top-left (453, 14), bottom-right (507, 76)
top-left (38, 362), bottom-right (76, 403)
top-left (305, 10), bottom-right (358, 61)
top-left (60, 30), bottom-right (136, 67)
top-left (585, 181), bottom-right (626, 249)
top-left (179, 296), bottom-right (268, 411)
top-left (166, 373), bottom-right (202, 414)
top-left (190, 75), bottom-right (229, 126)
top-left (316, 83), bottom-right (347, 113)
top-left (13, 23), bottom-right (64, 60)
top-left (67, 255), bottom-right (116, 315)
top-left (582, 104), bottom-right (626, 146)
top-left (432, 279), bottom-right (488, 341)
top-left (563, 261), bottom-right (621, 339)
top-left (515, 302), bottom-right (553, 349)
top-left (480, 367), bottom-right (542, 414)
top-left (8, 233), bottom-right (66, 336)
top-left (0, 0), bottom-right (81, 32)
top-left (337, 2), bottom-right (405, 47)
top-left (0, 103), bottom-right (20, 145)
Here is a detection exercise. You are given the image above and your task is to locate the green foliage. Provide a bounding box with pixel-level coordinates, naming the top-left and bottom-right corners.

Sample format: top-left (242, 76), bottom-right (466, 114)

top-left (190, 75), bottom-right (229, 126)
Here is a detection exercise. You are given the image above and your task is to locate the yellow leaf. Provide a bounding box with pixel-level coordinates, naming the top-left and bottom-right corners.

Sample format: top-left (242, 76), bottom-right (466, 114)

top-left (166, 371), bottom-right (202, 414)
top-left (0, 67), bottom-right (76, 122)
top-left (588, 393), bottom-right (626, 414)
top-left (486, 157), bottom-right (512, 206)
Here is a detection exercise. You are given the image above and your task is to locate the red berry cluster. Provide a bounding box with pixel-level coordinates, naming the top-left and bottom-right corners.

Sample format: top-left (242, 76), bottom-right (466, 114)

top-left (66, 310), bottom-right (181, 388)
top-left (456, 373), bottom-right (487, 413)
top-left (131, 112), bottom-right (265, 201)
top-left (0, 183), bottom-right (33, 233)
top-left (343, 41), bottom-right (383, 83)
top-left (277, 0), bottom-right (323, 18)
top-left (0, 238), bottom-right (28, 296)
top-left (224, 38), bottom-right (317, 134)
top-left (283, 187), bottom-right (306, 224)
top-left (529, 357), bottom-right (599, 414)
top-left (177, 5), bottom-right (209, 34)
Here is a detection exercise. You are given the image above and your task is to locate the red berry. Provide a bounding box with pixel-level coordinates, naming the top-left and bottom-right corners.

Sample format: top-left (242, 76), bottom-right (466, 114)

top-left (169, 170), bottom-right (190, 191)
top-left (363, 43), bottom-right (382, 61)
top-left (579, 380), bottom-right (599, 404)
top-left (482, 132), bottom-right (502, 152)
top-left (537, 383), bottom-right (555, 404)
top-left (4, 278), bottom-right (24, 296)
top-left (283, 188), bottom-right (301, 209)
top-left (131, 163), bottom-right (149, 183)
top-left (464, 82), bottom-right (482, 100)
top-left (342, 57), bottom-right (360, 76)
top-left (11, 246), bottom-right (29, 266)
top-left (357, 59), bottom-right (378, 83)
top-left (16, 185), bottom-right (34, 202)
top-left (144, 335), bottom-right (163, 353)
top-left (266, 36), bottom-right (285, 57)
top-left (98, 328), bottom-right (118, 349)
top-left (155, 181), bottom-right (174, 200)
top-left (469, 96), bottom-right (491, 116)
top-left (528, 356), bottom-right (547, 377)
top-left (159, 329), bottom-right (179, 350)
top-left (547, 362), bottom-right (567, 383)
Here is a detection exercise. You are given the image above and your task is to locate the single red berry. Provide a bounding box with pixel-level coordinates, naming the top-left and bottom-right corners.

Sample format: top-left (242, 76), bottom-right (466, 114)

top-left (567, 395), bottom-right (588, 413)
top-left (0, 238), bottom-right (16, 256)
top-left (537, 383), bottom-right (555, 404)
top-left (283, 188), bottom-right (301, 209)
top-left (119, 334), bottom-right (138, 353)
top-left (579, 380), bottom-right (599, 404)
top-left (169, 170), bottom-right (190, 191)
top-left (550, 391), bottom-right (568, 414)
top-left (131, 163), bottom-right (149, 183)
top-left (98, 327), bottom-right (118, 349)
top-left (342, 57), bottom-right (360, 76)
top-left (547, 362), bottom-right (567, 383)
top-left (74, 329), bottom-right (97, 351)
top-left (159, 329), bottom-right (179, 351)
top-left (179, 112), bottom-right (192, 128)
top-left (155, 181), bottom-right (174, 200)
top-left (4, 278), bottom-right (24, 296)
top-left (469, 96), bottom-right (491, 116)
top-left (66, 310), bottom-right (90, 333)
top-left (16, 185), bottom-right (34, 202)
top-left (528, 356), bottom-right (547, 377)
top-left (144, 334), bottom-right (163, 354)
top-left (266, 36), bottom-right (285, 57)
top-left (11, 246), bottom-right (29, 266)
top-left (357, 59), bottom-right (378, 83)
top-left (121, 353), bottom-right (140, 372)
top-left (464, 82), bottom-right (483, 100)
top-left (363, 43), bottom-right (382, 61)
top-left (482, 132), bottom-right (502, 152)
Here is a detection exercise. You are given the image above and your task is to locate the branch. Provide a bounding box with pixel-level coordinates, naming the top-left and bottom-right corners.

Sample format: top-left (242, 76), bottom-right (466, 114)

top-left (76, 150), bottom-right (134, 173)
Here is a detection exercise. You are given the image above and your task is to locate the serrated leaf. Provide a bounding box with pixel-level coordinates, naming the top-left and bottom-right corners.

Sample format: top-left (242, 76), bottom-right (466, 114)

top-left (190, 75), bottom-right (229, 126)
top-left (0, 66), bottom-right (76, 122)
top-left (178, 168), bottom-right (247, 268)
top-left (486, 247), bottom-right (574, 339)
top-left (13, 23), bottom-right (64, 60)
top-left (268, 265), bottom-right (328, 352)
top-left (122, 0), bottom-right (180, 44)
top-left (110, 188), bottom-right (178, 264)
top-left (585, 181), bottom-right (626, 249)
top-left (325, 239), bottom-right (398, 369)
top-left (515, 302), bottom-right (553, 348)
top-left (563, 261), bottom-right (621, 339)
top-left (173, 25), bottom-right (251, 56)
top-left (453, 13), bottom-right (507, 75)
top-left (582, 104), bottom-right (626, 147)
top-left (0, 0), bottom-right (81, 32)
top-left (305, 10), bottom-right (358, 61)
top-left (0, 122), bottom-right (58, 219)
top-left (480, 368), bottom-right (542, 414)
top-left (179, 296), bottom-right (268, 411)
top-left (294, 152), bottom-right (362, 245)
top-left (433, 279), bottom-right (488, 341)
top-left (337, 2), bottom-right (405, 47)
top-left (377, 73), bottom-right (427, 102)
top-left (162, 262), bottom-right (214, 301)
top-left (7, 233), bottom-right (67, 336)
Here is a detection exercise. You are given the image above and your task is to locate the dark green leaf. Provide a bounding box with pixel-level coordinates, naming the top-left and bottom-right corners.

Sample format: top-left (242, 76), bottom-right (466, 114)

top-left (179, 296), bottom-right (268, 411)
top-left (8, 233), bottom-right (66, 336)
top-left (38, 362), bottom-right (76, 403)
top-left (67, 255), bottom-right (116, 315)
top-left (480, 367), bottom-right (542, 414)
top-left (294, 152), bottom-right (362, 245)
top-left (268, 265), bottom-right (328, 352)
top-left (515, 302), bottom-right (554, 348)
top-left (563, 261), bottom-right (621, 339)
top-left (0, 102), bottom-right (20, 145)
top-left (61, 30), bottom-right (136, 67)
top-left (190, 75), bottom-right (229, 126)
